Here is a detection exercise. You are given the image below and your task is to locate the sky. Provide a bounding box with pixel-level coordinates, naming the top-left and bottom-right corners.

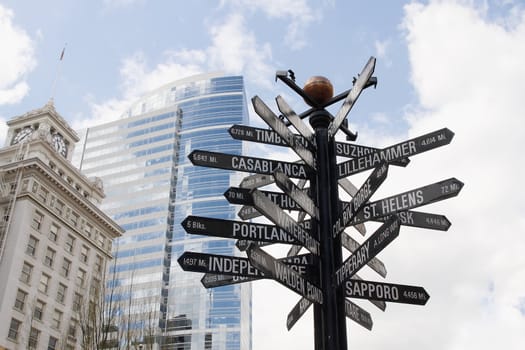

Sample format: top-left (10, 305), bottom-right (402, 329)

top-left (1, 0), bottom-right (525, 349)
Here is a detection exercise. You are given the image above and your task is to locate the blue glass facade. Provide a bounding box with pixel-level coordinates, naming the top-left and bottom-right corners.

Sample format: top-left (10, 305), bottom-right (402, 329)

top-left (75, 73), bottom-right (251, 349)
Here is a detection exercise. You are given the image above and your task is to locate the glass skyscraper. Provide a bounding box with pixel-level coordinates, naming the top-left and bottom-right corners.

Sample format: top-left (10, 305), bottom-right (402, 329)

top-left (74, 73), bottom-right (251, 349)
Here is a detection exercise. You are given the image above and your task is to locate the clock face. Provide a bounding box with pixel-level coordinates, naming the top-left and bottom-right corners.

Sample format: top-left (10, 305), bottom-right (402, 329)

top-left (12, 127), bottom-right (34, 145)
top-left (52, 133), bottom-right (67, 157)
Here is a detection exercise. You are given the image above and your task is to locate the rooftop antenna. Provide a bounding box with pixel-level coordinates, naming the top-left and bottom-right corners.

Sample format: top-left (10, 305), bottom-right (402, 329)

top-left (50, 43), bottom-right (67, 101)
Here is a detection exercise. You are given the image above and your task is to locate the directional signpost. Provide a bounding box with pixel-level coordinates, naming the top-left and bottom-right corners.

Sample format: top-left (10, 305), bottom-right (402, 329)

top-left (177, 56), bottom-right (463, 350)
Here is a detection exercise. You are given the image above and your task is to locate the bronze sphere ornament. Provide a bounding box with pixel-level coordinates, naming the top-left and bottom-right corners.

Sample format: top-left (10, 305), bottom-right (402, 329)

top-left (303, 76), bottom-right (334, 106)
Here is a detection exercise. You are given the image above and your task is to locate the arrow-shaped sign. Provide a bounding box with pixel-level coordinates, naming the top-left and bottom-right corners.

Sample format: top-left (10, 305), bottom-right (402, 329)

top-left (247, 244), bottom-right (323, 304)
top-left (341, 232), bottom-right (387, 278)
top-left (328, 56), bottom-right (376, 137)
top-left (252, 96), bottom-right (315, 168)
top-left (286, 211), bottom-right (310, 258)
top-left (286, 296), bottom-right (374, 331)
top-left (225, 186), bottom-right (306, 211)
top-left (286, 297), bottom-right (313, 330)
top-left (348, 178), bottom-right (463, 226)
top-left (189, 150), bottom-right (310, 179)
top-left (374, 210), bottom-right (451, 231)
top-left (201, 274), bottom-right (258, 288)
top-left (338, 128), bottom-right (454, 178)
top-left (251, 189), bottom-right (320, 255)
top-left (345, 279), bottom-right (430, 305)
top-left (238, 205), bottom-right (261, 220)
top-left (333, 162), bottom-right (389, 237)
top-left (229, 124), bottom-right (307, 148)
top-left (199, 253), bottom-right (317, 288)
top-left (345, 299), bottom-right (374, 330)
top-left (273, 170), bottom-right (319, 219)
top-left (335, 216), bottom-right (400, 287)
top-left (336, 141), bottom-right (409, 167)
top-left (233, 220), bottom-right (312, 252)
top-left (182, 216), bottom-right (296, 245)
top-left (275, 95), bottom-right (315, 148)
top-left (337, 177), bottom-right (366, 236)
top-left (239, 173), bottom-right (275, 189)
top-left (353, 274), bottom-right (386, 311)
top-left (178, 251), bottom-right (263, 278)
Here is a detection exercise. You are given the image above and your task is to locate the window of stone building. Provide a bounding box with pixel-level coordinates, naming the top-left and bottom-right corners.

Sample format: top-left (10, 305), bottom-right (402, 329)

top-left (80, 245), bottom-right (89, 263)
top-left (14, 289), bottom-right (27, 311)
top-left (48, 336), bottom-right (58, 350)
top-left (32, 211), bottom-right (44, 230)
top-left (28, 327), bottom-right (40, 349)
top-left (21, 262), bottom-right (33, 284)
top-left (38, 273), bottom-right (50, 294)
top-left (33, 299), bottom-right (45, 321)
top-left (68, 319), bottom-right (78, 339)
top-left (51, 309), bottom-right (63, 329)
top-left (61, 258), bottom-right (71, 278)
top-left (65, 234), bottom-right (75, 253)
top-left (44, 247), bottom-right (56, 267)
top-left (7, 318), bottom-right (22, 341)
top-left (26, 235), bottom-right (39, 257)
top-left (76, 269), bottom-right (86, 287)
top-left (56, 283), bottom-right (67, 304)
top-left (73, 293), bottom-right (82, 312)
top-left (49, 223), bottom-right (60, 242)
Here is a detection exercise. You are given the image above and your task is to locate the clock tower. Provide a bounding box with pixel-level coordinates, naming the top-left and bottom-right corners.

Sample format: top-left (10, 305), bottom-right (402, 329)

top-left (5, 99), bottom-right (78, 161)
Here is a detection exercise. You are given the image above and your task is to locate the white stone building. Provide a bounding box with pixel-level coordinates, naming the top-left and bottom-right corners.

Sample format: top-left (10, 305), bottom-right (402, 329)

top-left (0, 100), bottom-right (123, 350)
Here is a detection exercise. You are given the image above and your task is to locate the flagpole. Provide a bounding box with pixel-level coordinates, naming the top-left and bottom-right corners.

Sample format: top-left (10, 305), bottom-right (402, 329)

top-left (50, 44), bottom-right (66, 100)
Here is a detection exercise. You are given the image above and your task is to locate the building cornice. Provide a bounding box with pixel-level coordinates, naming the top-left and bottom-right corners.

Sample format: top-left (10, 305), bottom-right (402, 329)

top-left (1, 157), bottom-right (123, 239)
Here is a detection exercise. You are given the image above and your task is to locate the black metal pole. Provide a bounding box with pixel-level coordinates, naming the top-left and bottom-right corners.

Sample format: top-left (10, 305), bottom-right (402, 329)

top-left (310, 110), bottom-right (346, 350)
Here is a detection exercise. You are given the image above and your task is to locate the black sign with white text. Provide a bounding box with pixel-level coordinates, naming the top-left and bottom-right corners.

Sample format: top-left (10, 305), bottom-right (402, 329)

top-left (341, 233), bottom-right (387, 278)
top-left (275, 95), bottom-right (316, 147)
top-left (251, 189), bottom-right (320, 255)
top-left (347, 178), bottom-right (463, 227)
top-left (252, 95), bottom-right (315, 168)
top-left (335, 216), bottom-right (400, 286)
top-left (225, 186), bottom-right (304, 211)
top-left (337, 128), bottom-right (454, 178)
top-left (328, 56), bottom-right (376, 137)
top-left (274, 170), bottom-right (318, 219)
top-left (345, 279), bottom-right (430, 305)
top-left (247, 244), bottom-right (323, 304)
top-left (178, 251), bottom-right (263, 278)
top-left (182, 216), bottom-right (297, 244)
top-left (200, 253), bottom-right (317, 288)
top-left (333, 162), bottom-right (388, 237)
top-left (345, 299), bottom-right (374, 330)
top-left (374, 210), bottom-right (451, 231)
top-left (189, 150), bottom-right (310, 179)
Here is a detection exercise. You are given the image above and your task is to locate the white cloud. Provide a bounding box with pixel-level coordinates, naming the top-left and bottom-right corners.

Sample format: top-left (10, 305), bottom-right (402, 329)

top-left (0, 4), bottom-right (36, 105)
top-left (78, 13), bottom-right (274, 129)
top-left (207, 13), bottom-right (274, 88)
top-left (374, 39), bottom-right (392, 67)
top-left (348, 1), bottom-right (525, 349)
top-left (220, 0), bottom-right (318, 49)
